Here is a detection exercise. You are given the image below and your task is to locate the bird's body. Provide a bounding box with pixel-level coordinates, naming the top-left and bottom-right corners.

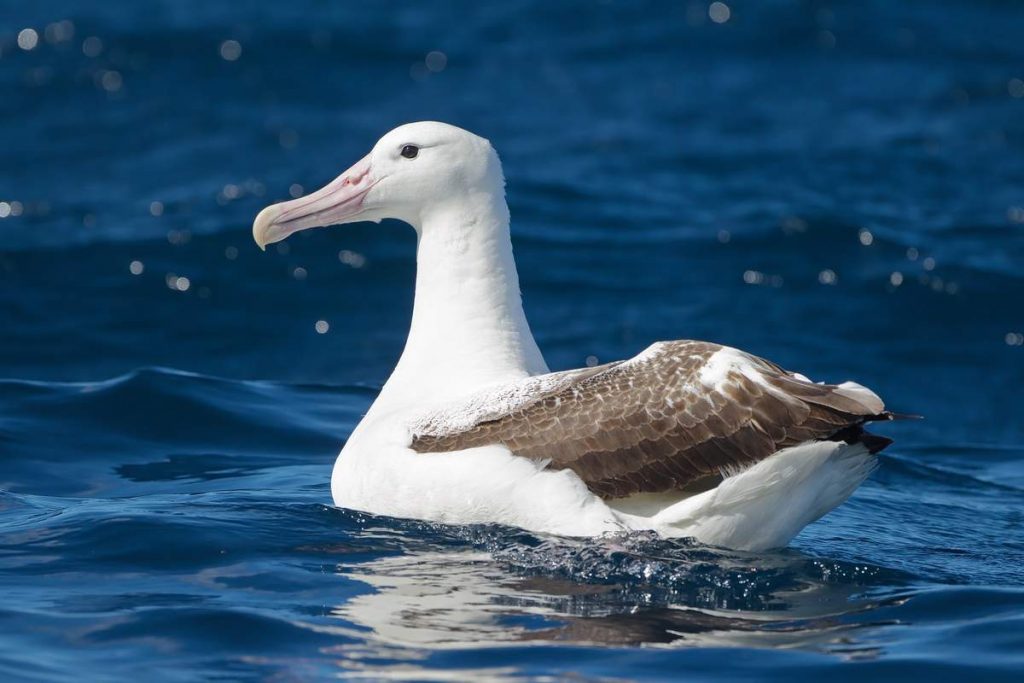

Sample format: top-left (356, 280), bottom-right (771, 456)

top-left (253, 121), bottom-right (896, 551)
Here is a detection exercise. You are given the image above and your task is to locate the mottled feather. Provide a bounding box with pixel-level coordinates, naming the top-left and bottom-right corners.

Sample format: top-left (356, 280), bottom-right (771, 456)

top-left (411, 341), bottom-right (891, 498)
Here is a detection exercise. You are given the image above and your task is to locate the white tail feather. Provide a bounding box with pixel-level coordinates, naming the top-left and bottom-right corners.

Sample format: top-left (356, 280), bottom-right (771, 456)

top-left (650, 441), bottom-right (877, 551)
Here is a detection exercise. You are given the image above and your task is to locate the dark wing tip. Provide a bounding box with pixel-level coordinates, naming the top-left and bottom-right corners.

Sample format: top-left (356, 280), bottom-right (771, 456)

top-left (859, 432), bottom-right (894, 454)
top-left (828, 424), bottom-right (894, 454)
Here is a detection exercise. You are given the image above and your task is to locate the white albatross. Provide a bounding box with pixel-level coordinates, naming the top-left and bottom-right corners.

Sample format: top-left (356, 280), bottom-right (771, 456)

top-left (253, 121), bottom-right (898, 551)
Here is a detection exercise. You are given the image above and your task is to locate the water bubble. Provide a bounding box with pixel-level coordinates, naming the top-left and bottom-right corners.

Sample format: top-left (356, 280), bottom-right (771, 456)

top-left (742, 270), bottom-right (764, 285)
top-left (585, 355), bottom-right (599, 367)
top-left (1009, 78), bottom-right (1024, 99)
top-left (818, 269), bottom-right (837, 285)
top-left (18, 28), bottom-right (39, 51)
top-left (292, 266), bottom-right (307, 280)
top-left (219, 39), bottom-right (242, 61)
top-left (129, 260), bottom-right (144, 275)
top-left (1007, 206), bottom-right (1024, 223)
top-left (858, 229), bottom-right (874, 246)
top-left (708, 2), bottom-right (731, 24)
top-left (889, 271), bottom-right (903, 287)
top-left (922, 256), bottom-right (936, 271)
top-left (224, 246), bottom-right (238, 260)
top-left (149, 201), bottom-right (164, 216)
top-left (1005, 332), bottom-right (1024, 347)
top-left (315, 320), bottom-right (330, 334)
top-left (0, 202), bottom-right (10, 219)
top-left (289, 183), bottom-right (304, 198)
top-left (906, 247), bottom-right (919, 261)
top-left (717, 229), bottom-right (731, 243)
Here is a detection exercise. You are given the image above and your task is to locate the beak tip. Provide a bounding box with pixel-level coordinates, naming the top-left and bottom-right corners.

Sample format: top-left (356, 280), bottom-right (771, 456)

top-left (252, 206), bottom-right (277, 252)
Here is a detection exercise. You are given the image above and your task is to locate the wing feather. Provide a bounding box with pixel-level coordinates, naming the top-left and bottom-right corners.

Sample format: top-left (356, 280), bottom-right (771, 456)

top-left (411, 340), bottom-right (891, 498)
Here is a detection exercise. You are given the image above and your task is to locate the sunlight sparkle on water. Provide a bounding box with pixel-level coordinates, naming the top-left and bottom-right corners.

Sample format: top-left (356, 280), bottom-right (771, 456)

top-left (708, 2), bottom-right (731, 24)
top-left (44, 21), bottom-right (75, 44)
top-left (17, 29), bottom-right (39, 51)
top-left (220, 40), bottom-right (242, 61)
top-left (339, 250), bottom-right (367, 268)
top-left (82, 36), bottom-right (103, 57)
top-left (425, 51), bottom-right (448, 73)
top-left (100, 70), bottom-right (123, 92)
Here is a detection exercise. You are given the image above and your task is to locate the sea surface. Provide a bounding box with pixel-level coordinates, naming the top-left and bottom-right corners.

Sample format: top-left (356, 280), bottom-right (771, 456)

top-left (2, 1), bottom-right (1023, 680)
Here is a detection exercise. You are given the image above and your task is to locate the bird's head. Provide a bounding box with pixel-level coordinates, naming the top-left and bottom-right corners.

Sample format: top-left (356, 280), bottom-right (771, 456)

top-left (252, 121), bottom-right (503, 250)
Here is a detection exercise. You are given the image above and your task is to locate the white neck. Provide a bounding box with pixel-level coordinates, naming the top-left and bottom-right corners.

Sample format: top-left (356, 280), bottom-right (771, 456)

top-left (373, 189), bottom-right (548, 411)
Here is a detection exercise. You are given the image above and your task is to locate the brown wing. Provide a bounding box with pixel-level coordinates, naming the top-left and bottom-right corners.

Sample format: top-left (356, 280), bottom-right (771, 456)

top-left (411, 341), bottom-right (891, 498)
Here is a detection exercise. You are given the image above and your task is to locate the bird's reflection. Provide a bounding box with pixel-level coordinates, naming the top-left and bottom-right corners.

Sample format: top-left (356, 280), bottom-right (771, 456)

top-left (326, 534), bottom-right (908, 659)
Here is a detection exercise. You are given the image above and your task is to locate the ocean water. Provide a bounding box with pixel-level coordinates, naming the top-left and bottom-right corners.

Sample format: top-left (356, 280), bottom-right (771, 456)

top-left (2, 0), bottom-right (1024, 680)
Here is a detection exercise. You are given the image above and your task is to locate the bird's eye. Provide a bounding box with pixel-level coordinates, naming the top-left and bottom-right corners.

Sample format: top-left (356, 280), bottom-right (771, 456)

top-left (400, 145), bottom-right (419, 159)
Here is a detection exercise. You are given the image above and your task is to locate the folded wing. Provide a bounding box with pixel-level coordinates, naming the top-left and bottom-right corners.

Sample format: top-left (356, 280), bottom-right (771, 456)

top-left (411, 341), bottom-right (892, 498)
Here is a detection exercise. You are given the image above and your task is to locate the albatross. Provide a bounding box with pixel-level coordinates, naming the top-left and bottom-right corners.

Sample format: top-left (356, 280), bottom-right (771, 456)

top-left (253, 121), bottom-right (897, 551)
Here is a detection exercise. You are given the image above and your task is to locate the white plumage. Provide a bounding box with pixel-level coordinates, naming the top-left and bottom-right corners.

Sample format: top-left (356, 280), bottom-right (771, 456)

top-left (253, 121), bottom-right (892, 551)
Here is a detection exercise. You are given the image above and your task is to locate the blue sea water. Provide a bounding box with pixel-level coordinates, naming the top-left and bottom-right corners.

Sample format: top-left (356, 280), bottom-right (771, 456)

top-left (2, 0), bottom-right (1023, 680)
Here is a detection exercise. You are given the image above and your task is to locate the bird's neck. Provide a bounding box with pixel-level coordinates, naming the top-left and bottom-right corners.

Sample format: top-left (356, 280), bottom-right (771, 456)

top-left (376, 192), bottom-right (548, 409)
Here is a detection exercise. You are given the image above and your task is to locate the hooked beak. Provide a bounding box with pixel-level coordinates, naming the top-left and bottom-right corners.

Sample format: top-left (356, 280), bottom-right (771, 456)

top-left (252, 153), bottom-right (378, 251)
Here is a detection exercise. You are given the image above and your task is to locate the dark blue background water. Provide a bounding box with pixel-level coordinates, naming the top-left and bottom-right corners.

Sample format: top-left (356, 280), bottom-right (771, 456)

top-left (2, 1), bottom-right (1023, 680)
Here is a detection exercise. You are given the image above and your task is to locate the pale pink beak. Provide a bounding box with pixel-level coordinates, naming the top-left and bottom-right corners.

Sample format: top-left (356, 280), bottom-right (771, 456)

top-left (252, 153), bottom-right (377, 250)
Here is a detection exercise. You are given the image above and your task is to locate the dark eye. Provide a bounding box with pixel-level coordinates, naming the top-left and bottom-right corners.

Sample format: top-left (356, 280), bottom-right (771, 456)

top-left (400, 145), bottom-right (419, 159)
